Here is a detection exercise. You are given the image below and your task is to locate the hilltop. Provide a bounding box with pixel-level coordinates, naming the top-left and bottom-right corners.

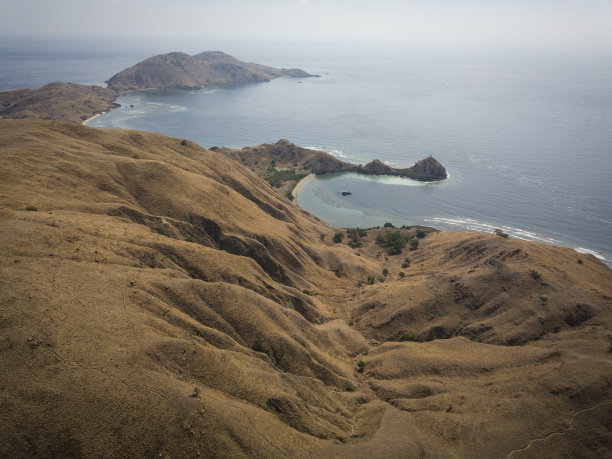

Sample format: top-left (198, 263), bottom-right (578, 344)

top-left (106, 51), bottom-right (317, 93)
top-left (1, 119), bottom-right (610, 458)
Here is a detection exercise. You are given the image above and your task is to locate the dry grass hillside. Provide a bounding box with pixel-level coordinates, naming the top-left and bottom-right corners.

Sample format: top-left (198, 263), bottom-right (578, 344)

top-left (1, 119), bottom-right (611, 458)
top-left (0, 83), bottom-right (117, 123)
top-left (106, 51), bottom-right (316, 93)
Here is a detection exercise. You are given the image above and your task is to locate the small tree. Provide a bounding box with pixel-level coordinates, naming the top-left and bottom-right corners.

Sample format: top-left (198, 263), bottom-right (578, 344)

top-left (410, 238), bottom-right (419, 250)
top-left (377, 231), bottom-right (407, 255)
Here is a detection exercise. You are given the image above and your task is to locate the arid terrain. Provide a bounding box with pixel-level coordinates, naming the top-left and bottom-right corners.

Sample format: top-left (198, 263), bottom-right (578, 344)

top-left (0, 83), bottom-right (117, 124)
top-left (106, 51), bottom-right (316, 93)
top-left (1, 119), bottom-right (611, 458)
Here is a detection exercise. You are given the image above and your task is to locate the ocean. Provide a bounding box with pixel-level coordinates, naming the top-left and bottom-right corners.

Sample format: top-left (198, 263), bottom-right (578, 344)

top-left (3, 42), bottom-right (611, 265)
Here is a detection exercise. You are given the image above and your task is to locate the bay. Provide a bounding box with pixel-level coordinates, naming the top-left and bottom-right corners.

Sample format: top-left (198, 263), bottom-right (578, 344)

top-left (4, 43), bottom-right (610, 264)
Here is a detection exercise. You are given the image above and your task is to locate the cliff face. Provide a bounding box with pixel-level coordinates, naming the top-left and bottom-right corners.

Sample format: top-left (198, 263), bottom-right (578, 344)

top-left (106, 51), bottom-right (316, 93)
top-left (1, 119), bottom-right (611, 458)
top-left (0, 82), bottom-right (117, 123)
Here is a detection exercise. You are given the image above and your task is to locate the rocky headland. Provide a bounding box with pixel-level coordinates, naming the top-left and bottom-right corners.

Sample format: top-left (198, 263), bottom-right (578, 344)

top-left (215, 139), bottom-right (448, 197)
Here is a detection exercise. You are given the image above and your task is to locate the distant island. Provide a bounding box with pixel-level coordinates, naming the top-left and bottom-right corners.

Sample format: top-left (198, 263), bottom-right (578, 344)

top-left (215, 139), bottom-right (447, 198)
top-left (0, 51), bottom-right (316, 123)
top-left (106, 51), bottom-right (318, 93)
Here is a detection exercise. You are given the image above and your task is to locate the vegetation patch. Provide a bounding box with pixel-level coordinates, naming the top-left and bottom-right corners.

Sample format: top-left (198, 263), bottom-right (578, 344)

top-left (376, 231), bottom-right (407, 255)
top-left (264, 168), bottom-right (307, 188)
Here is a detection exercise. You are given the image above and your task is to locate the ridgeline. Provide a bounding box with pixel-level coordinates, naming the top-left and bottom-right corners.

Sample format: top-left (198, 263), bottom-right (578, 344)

top-left (1, 119), bottom-right (610, 457)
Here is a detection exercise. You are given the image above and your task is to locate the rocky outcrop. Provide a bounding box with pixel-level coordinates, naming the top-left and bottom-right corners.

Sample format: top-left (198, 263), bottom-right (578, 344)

top-left (405, 155), bottom-right (447, 180)
top-left (361, 159), bottom-right (396, 175)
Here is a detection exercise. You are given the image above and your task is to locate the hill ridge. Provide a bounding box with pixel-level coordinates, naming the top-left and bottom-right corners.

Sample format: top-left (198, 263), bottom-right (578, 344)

top-left (1, 119), bottom-right (610, 458)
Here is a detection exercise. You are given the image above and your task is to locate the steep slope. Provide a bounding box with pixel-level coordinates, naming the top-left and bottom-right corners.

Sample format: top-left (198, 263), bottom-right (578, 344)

top-left (106, 51), bottom-right (316, 93)
top-left (0, 82), bottom-right (117, 123)
top-left (1, 119), bottom-right (611, 458)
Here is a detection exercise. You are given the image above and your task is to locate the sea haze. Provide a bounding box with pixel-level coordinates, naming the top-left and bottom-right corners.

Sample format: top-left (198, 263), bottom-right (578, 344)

top-left (5, 44), bottom-right (610, 265)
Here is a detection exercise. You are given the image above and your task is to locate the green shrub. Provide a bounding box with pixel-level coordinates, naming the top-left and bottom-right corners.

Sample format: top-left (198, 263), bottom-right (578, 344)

top-left (367, 276), bottom-right (376, 285)
top-left (377, 231), bottom-right (407, 255)
top-left (25, 206), bottom-right (38, 212)
top-left (383, 222), bottom-right (394, 228)
top-left (345, 382), bottom-right (356, 392)
top-left (416, 229), bottom-right (426, 238)
top-left (382, 268), bottom-right (389, 276)
top-left (253, 338), bottom-right (265, 353)
top-left (401, 262), bottom-right (410, 268)
top-left (399, 272), bottom-right (405, 278)
top-left (399, 332), bottom-right (418, 342)
top-left (333, 232), bottom-right (344, 243)
top-left (151, 225), bottom-right (169, 237)
top-left (410, 238), bottom-right (419, 249)
top-left (265, 168), bottom-right (307, 188)
top-left (494, 228), bottom-right (509, 238)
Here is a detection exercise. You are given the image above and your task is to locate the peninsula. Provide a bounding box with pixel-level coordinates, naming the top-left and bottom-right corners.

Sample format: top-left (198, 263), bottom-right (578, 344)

top-left (0, 51), bottom-right (316, 123)
top-left (215, 139), bottom-right (448, 197)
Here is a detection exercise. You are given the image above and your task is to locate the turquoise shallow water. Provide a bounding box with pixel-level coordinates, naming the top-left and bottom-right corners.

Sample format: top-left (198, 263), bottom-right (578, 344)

top-left (47, 46), bottom-right (612, 265)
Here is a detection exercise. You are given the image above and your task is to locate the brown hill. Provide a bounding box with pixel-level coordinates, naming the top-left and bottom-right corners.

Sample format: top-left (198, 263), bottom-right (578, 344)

top-left (106, 51), bottom-right (317, 93)
top-left (0, 82), bottom-right (117, 123)
top-left (1, 119), bottom-right (611, 458)
top-left (405, 155), bottom-right (447, 180)
top-left (362, 159), bottom-right (396, 175)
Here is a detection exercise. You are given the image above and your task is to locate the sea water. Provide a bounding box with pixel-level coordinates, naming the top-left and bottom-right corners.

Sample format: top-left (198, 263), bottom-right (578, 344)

top-left (3, 42), bottom-right (611, 265)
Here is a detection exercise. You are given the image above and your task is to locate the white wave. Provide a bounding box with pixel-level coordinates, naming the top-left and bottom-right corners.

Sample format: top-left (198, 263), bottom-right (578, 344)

top-left (426, 216), bottom-right (610, 264)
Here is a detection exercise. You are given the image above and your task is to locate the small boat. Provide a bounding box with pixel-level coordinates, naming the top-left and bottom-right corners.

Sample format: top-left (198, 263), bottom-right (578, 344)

top-left (341, 191), bottom-right (352, 196)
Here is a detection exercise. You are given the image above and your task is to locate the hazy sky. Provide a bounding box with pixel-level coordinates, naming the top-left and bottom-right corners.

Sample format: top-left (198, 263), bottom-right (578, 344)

top-left (2, 0), bottom-right (612, 51)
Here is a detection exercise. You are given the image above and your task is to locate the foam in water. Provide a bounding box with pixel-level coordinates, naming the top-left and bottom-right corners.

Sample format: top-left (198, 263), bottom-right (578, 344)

top-left (427, 217), bottom-right (610, 264)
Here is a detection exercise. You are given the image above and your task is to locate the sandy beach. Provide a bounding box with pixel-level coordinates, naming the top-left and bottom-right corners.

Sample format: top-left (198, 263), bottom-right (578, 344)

top-left (291, 173), bottom-right (315, 203)
top-left (82, 112), bottom-right (106, 125)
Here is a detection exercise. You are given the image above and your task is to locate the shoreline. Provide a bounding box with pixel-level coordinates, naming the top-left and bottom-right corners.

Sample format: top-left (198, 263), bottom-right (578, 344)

top-left (291, 173), bottom-right (315, 204)
top-left (82, 111), bottom-right (106, 125)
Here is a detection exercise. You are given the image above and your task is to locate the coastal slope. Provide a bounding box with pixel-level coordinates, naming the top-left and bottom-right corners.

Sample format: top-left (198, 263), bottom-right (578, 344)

top-left (106, 51), bottom-right (317, 93)
top-left (1, 119), bottom-right (611, 458)
top-left (0, 82), bottom-right (117, 123)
